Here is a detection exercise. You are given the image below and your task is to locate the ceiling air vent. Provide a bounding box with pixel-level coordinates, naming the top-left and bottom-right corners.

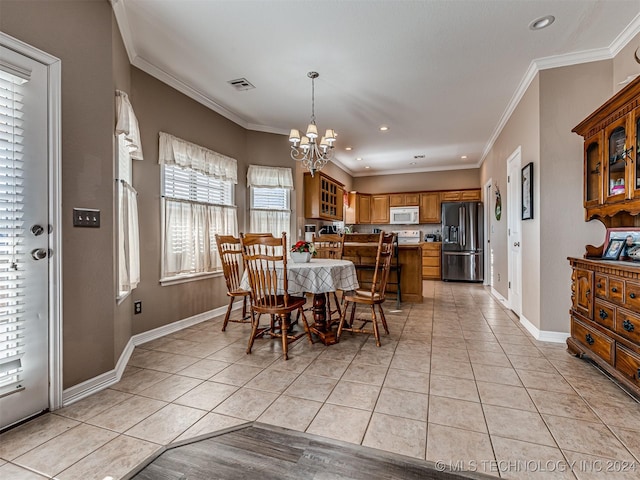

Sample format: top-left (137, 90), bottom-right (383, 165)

top-left (228, 78), bottom-right (255, 91)
top-left (413, 155), bottom-right (425, 159)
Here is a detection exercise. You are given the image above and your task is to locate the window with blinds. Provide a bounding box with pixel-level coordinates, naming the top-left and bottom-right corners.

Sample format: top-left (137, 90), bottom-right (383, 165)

top-left (251, 187), bottom-right (289, 210)
top-left (163, 164), bottom-right (233, 205)
top-left (161, 163), bottom-right (237, 280)
top-left (0, 69), bottom-right (25, 394)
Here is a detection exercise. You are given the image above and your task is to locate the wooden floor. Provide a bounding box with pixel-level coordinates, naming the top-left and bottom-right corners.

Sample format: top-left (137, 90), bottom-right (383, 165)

top-left (131, 423), bottom-right (492, 480)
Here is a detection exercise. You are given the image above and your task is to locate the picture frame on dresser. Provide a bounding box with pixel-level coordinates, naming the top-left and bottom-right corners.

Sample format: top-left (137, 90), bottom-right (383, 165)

top-left (603, 238), bottom-right (624, 260)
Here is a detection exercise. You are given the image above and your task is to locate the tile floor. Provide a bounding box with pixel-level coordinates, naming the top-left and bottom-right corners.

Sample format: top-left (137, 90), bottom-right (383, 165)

top-left (2, 281), bottom-right (640, 479)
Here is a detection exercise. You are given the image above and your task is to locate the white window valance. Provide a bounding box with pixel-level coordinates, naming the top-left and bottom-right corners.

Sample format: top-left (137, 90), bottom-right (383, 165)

top-left (247, 165), bottom-right (294, 189)
top-left (159, 131), bottom-right (237, 184)
top-left (115, 90), bottom-right (143, 160)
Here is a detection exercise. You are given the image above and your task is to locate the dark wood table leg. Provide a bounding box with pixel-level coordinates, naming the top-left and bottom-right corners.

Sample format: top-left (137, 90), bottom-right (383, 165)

top-left (310, 292), bottom-right (337, 345)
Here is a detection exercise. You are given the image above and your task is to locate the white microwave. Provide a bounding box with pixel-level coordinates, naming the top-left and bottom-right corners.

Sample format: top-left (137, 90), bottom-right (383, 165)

top-left (390, 206), bottom-right (419, 224)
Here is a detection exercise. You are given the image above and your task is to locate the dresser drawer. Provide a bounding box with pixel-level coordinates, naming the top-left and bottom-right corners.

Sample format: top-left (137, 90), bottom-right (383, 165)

top-left (616, 308), bottom-right (640, 344)
top-left (423, 256), bottom-right (440, 268)
top-left (594, 300), bottom-right (615, 330)
top-left (615, 344), bottom-right (640, 388)
top-left (609, 278), bottom-right (624, 304)
top-left (595, 274), bottom-right (608, 299)
top-left (571, 317), bottom-right (614, 365)
top-left (625, 281), bottom-right (640, 310)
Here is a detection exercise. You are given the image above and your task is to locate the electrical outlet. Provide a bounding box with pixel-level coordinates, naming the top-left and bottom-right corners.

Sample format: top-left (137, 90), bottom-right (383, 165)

top-left (134, 301), bottom-right (142, 315)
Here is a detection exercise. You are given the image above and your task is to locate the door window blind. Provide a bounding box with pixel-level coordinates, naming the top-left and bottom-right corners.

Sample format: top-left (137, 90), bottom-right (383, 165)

top-left (0, 69), bottom-right (27, 394)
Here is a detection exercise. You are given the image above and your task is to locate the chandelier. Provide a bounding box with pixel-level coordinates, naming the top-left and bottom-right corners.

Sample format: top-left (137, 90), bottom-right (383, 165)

top-left (289, 72), bottom-right (336, 176)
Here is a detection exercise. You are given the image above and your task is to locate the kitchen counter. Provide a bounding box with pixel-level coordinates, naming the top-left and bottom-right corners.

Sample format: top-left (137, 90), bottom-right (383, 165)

top-left (343, 235), bottom-right (422, 303)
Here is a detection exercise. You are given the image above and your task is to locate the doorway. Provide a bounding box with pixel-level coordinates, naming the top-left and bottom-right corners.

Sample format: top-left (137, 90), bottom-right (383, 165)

top-left (0, 34), bottom-right (62, 430)
top-left (507, 147), bottom-right (522, 316)
top-left (483, 178), bottom-right (492, 287)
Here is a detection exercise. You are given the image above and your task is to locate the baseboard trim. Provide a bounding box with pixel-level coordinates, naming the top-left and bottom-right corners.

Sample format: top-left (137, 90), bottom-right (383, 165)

top-left (62, 302), bottom-right (237, 406)
top-left (490, 287), bottom-right (509, 307)
top-left (519, 314), bottom-right (570, 344)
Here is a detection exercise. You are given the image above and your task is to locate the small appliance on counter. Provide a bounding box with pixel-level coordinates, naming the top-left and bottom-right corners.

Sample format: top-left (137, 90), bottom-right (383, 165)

top-left (425, 234), bottom-right (436, 242)
top-left (392, 230), bottom-right (422, 245)
top-left (304, 224), bottom-right (316, 243)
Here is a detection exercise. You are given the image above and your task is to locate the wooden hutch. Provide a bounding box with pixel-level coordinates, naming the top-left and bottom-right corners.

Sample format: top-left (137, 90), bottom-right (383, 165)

top-left (569, 76), bottom-right (640, 397)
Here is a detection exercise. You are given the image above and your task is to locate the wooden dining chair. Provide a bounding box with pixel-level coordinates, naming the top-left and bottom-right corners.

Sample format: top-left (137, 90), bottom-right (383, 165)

top-left (215, 234), bottom-right (251, 332)
top-left (337, 232), bottom-right (396, 347)
top-left (312, 233), bottom-right (345, 323)
top-left (240, 232), bottom-right (313, 360)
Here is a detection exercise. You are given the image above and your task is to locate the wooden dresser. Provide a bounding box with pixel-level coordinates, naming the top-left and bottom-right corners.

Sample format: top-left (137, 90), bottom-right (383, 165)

top-left (568, 76), bottom-right (640, 397)
top-left (568, 258), bottom-right (640, 393)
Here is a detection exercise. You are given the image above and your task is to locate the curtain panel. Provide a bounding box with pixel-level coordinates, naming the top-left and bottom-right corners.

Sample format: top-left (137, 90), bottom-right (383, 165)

top-left (247, 165), bottom-right (294, 189)
top-left (118, 181), bottom-right (140, 292)
top-left (115, 90), bottom-right (143, 161)
top-left (159, 132), bottom-right (237, 184)
top-left (162, 199), bottom-right (238, 278)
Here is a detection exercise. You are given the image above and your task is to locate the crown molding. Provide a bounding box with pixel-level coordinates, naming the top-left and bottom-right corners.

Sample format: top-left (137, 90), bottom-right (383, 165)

top-left (479, 13), bottom-right (640, 167)
top-left (329, 157), bottom-right (355, 176)
top-left (132, 56), bottom-right (250, 128)
top-left (246, 123), bottom-right (289, 135)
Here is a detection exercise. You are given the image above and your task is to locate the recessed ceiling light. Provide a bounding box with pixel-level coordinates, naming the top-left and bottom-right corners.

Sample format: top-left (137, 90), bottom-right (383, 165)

top-left (529, 15), bottom-right (555, 30)
top-left (356, 157), bottom-right (363, 161)
top-left (365, 166), bottom-right (371, 169)
top-left (461, 155), bottom-right (467, 159)
top-left (345, 147), bottom-right (353, 151)
top-left (379, 126), bottom-right (389, 131)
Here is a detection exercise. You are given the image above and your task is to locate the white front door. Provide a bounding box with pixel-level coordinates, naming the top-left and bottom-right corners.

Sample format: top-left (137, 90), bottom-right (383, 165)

top-left (507, 147), bottom-right (522, 316)
top-left (0, 45), bottom-right (51, 429)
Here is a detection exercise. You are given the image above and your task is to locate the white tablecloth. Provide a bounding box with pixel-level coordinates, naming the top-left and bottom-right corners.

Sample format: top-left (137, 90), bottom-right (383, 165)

top-left (240, 258), bottom-right (359, 295)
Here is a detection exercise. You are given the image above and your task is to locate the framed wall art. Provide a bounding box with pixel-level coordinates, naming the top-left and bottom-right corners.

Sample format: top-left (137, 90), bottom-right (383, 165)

top-left (521, 162), bottom-right (533, 220)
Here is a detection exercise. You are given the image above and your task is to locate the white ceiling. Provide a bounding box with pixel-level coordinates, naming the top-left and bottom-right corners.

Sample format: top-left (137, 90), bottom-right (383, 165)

top-left (112, 0), bottom-right (640, 177)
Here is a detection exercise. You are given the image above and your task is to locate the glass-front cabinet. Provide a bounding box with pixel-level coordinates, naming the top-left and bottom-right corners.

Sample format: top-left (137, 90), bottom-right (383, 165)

top-left (604, 117), bottom-right (629, 202)
top-left (573, 76), bottom-right (640, 225)
top-left (584, 132), bottom-right (603, 208)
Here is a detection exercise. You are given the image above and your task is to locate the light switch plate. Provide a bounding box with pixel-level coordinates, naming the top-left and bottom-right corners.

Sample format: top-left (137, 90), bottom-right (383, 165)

top-left (73, 208), bottom-right (100, 227)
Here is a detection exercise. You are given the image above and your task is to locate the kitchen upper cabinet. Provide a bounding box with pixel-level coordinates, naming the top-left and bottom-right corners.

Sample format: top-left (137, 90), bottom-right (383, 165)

top-left (304, 172), bottom-right (344, 221)
top-left (389, 193), bottom-right (419, 207)
top-left (440, 189), bottom-right (481, 202)
top-left (572, 75), bottom-right (640, 225)
top-left (419, 192), bottom-right (440, 223)
top-left (370, 195), bottom-right (390, 224)
top-left (345, 192), bottom-right (371, 224)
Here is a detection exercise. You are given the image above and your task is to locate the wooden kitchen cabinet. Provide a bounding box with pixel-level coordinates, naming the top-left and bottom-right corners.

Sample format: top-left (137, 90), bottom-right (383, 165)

top-left (422, 242), bottom-right (441, 279)
top-left (389, 193), bottom-right (420, 207)
top-left (419, 192), bottom-right (440, 224)
top-left (345, 192), bottom-right (371, 224)
top-left (370, 195), bottom-right (390, 224)
top-left (572, 75), bottom-right (640, 224)
top-left (440, 189), bottom-right (481, 202)
top-left (304, 172), bottom-right (344, 221)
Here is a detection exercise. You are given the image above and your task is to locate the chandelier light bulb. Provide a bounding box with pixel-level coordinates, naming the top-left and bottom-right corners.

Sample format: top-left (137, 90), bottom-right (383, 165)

top-left (289, 129), bottom-right (300, 144)
top-left (306, 123), bottom-right (318, 139)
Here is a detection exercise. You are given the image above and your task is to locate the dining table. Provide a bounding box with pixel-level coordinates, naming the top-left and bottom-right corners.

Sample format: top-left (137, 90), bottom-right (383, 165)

top-left (240, 258), bottom-right (359, 345)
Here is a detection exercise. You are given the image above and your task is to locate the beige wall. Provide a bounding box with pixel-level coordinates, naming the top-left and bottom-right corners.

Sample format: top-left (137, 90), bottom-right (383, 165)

top-left (538, 62), bottom-right (610, 333)
top-left (353, 168), bottom-right (480, 193)
top-left (1, 0), bottom-right (119, 387)
top-left (129, 67), bottom-right (249, 335)
top-left (480, 77), bottom-right (540, 325)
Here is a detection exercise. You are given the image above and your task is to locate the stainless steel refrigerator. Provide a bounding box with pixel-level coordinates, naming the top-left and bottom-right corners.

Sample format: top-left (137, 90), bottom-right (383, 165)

top-left (441, 201), bottom-right (484, 282)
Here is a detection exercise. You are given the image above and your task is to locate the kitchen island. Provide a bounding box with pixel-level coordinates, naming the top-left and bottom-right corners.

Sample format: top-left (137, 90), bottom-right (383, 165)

top-left (343, 234), bottom-right (423, 303)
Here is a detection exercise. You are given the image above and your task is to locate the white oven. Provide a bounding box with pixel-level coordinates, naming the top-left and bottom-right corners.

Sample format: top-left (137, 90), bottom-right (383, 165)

top-left (389, 206), bottom-right (419, 224)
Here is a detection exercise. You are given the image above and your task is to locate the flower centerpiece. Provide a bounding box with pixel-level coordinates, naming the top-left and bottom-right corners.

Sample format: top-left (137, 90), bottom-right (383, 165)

top-left (290, 240), bottom-right (316, 263)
